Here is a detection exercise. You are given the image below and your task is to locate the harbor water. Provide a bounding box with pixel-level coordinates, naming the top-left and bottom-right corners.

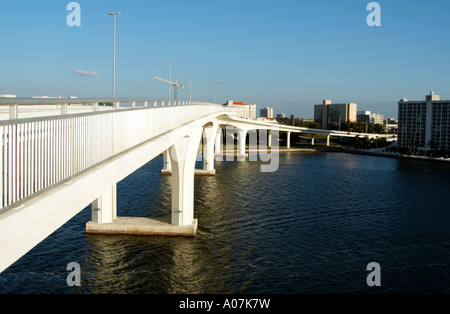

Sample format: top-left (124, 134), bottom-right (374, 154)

top-left (0, 152), bottom-right (449, 294)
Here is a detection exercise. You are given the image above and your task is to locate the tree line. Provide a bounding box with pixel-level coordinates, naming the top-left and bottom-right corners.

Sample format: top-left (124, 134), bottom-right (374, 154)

top-left (278, 117), bottom-right (391, 135)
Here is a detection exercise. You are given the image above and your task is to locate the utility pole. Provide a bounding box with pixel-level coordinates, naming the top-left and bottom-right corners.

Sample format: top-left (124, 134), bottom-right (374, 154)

top-left (109, 12), bottom-right (121, 98)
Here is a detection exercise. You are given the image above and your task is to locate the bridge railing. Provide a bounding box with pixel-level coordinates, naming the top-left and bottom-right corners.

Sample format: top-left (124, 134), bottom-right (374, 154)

top-left (0, 99), bottom-right (235, 211)
top-left (0, 98), bottom-right (224, 120)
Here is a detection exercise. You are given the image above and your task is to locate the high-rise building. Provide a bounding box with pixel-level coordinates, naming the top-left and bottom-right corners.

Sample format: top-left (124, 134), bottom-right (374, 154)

top-left (357, 110), bottom-right (384, 125)
top-left (224, 100), bottom-right (256, 119)
top-left (260, 107), bottom-right (274, 118)
top-left (314, 100), bottom-right (357, 130)
top-left (398, 92), bottom-right (450, 153)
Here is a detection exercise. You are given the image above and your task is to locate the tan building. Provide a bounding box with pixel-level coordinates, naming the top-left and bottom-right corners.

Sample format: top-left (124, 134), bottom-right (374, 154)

top-left (314, 100), bottom-right (357, 130)
top-left (260, 106), bottom-right (274, 119)
top-left (357, 110), bottom-right (384, 126)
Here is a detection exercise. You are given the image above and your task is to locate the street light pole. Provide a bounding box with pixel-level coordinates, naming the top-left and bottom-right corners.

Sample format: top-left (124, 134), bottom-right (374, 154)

top-left (109, 12), bottom-right (120, 98)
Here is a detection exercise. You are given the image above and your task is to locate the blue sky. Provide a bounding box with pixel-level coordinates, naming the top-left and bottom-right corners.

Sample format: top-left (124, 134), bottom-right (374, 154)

top-left (1, 0), bottom-right (450, 119)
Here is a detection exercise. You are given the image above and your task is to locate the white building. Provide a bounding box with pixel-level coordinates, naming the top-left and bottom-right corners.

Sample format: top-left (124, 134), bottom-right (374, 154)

top-left (224, 100), bottom-right (256, 119)
top-left (398, 91), bottom-right (450, 152)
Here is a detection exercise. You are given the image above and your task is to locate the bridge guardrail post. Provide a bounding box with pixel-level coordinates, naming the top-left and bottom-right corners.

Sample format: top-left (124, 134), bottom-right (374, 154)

top-left (61, 103), bottom-right (68, 115)
top-left (9, 104), bottom-right (18, 120)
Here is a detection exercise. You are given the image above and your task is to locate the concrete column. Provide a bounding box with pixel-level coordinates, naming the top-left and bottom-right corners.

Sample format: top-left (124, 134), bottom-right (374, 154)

top-left (161, 150), bottom-right (172, 174)
top-left (202, 125), bottom-right (217, 171)
top-left (91, 184), bottom-right (117, 224)
top-left (311, 135), bottom-right (315, 146)
top-left (215, 128), bottom-right (222, 154)
top-left (246, 130), bottom-right (257, 161)
top-left (286, 131), bottom-right (291, 149)
top-left (225, 127), bottom-right (236, 161)
top-left (238, 129), bottom-right (247, 160)
top-left (169, 128), bottom-right (202, 226)
top-left (268, 130), bottom-right (272, 148)
top-left (326, 135), bottom-right (330, 147)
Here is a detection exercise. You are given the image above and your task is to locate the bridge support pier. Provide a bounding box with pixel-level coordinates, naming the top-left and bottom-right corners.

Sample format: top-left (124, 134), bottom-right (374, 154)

top-left (215, 128), bottom-right (222, 154)
top-left (237, 129), bottom-right (247, 160)
top-left (161, 150), bottom-right (172, 175)
top-left (169, 131), bottom-right (202, 229)
top-left (86, 134), bottom-right (201, 237)
top-left (268, 130), bottom-right (272, 148)
top-left (201, 124), bottom-right (217, 175)
top-left (287, 131), bottom-right (291, 149)
top-left (327, 135), bottom-right (330, 147)
top-left (90, 184), bottom-right (117, 224)
top-left (162, 125), bottom-right (217, 176)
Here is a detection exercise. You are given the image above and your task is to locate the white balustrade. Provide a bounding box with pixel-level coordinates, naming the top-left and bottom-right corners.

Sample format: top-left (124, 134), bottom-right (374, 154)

top-left (0, 102), bottom-right (232, 210)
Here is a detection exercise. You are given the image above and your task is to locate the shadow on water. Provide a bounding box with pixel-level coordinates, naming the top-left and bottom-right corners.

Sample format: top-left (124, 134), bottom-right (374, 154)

top-left (77, 157), bottom-right (257, 294)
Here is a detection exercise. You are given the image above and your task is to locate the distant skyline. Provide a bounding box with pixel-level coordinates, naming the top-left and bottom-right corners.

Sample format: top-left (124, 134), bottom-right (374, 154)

top-left (1, 0), bottom-right (450, 119)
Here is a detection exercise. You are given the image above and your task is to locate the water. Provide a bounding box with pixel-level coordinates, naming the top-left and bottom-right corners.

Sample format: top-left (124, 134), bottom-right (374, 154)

top-left (0, 152), bottom-right (449, 294)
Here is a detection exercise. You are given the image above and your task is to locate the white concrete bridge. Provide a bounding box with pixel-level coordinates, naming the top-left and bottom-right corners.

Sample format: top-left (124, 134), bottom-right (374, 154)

top-left (0, 98), bottom-right (395, 273)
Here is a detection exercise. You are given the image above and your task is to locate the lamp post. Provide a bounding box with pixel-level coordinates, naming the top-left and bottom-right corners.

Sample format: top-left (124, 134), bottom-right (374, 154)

top-left (109, 12), bottom-right (120, 98)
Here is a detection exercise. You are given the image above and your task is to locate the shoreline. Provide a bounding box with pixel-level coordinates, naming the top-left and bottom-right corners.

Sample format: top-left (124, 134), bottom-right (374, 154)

top-left (218, 146), bottom-right (450, 164)
top-left (333, 147), bottom-right (450, 164)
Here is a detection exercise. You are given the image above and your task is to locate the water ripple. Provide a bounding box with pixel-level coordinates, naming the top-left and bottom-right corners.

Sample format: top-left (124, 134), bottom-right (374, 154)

top-left (1, 153), bottom-right (449, 294)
